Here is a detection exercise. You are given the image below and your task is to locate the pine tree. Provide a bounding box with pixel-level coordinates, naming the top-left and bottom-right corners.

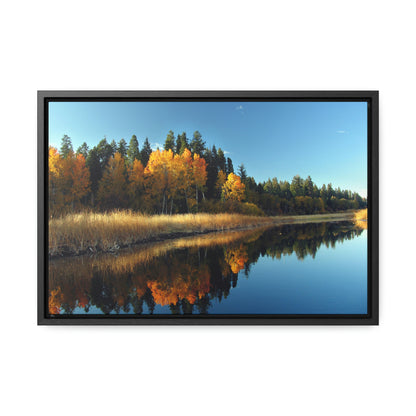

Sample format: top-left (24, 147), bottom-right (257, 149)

top-left (96, 138), bottom-right (114, 169)
top-left (110, 139), bottom-right (117, 155)
top-left (178, 132), bottom-right (189, 155)
top-left (86, 147), bottom-right (101, 205)
top-left (217, 148), bottom-right (226, 172)
top-left (190, 130), bottom-right (205, 155)
top-left (140, 137), bottom-right (152, 166)
top-left (237, 164), bottom-right (247, 182)
top-left (76, 142), bottom-right (89, 159)
top-left (226, 157), bottom-right (234, 175)
top-left (164, 130), bottom-right (176, 152)
top-left (60, 135), bottom-right (73, 159)
top-left (117, 138), bottom-right (128, 159)
top-left (290, 175), bottom-right (304, 197)
top-left (127, 135), bottom-right (140, 165)
top-left (304, 175), bottom-right (314, 197)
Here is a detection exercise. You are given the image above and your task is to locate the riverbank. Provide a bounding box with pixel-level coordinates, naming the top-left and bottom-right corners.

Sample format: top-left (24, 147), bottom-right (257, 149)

top-left (49, 210), bottom-right (362, 257)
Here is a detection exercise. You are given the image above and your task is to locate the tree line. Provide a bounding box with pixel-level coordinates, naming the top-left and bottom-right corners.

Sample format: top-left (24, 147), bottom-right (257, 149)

top-left (48, 130), bottom-right (366, 216)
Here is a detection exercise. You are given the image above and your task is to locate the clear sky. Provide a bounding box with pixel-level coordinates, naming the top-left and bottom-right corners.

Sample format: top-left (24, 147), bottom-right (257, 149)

top-left (49, 100), bottom-right (367, 196)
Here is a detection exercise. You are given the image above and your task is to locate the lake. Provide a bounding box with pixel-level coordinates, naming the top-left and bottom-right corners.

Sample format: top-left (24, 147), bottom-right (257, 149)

top-left (48, 221), bottom-right (367, 315)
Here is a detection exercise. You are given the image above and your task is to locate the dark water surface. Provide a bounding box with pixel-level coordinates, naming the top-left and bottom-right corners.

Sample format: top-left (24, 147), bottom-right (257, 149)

top-left (48, 221), bottom-right (367, 315)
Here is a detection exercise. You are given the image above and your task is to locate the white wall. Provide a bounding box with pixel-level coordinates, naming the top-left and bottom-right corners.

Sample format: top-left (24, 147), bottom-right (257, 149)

top-left (1, 1), bottom-right (414, 415)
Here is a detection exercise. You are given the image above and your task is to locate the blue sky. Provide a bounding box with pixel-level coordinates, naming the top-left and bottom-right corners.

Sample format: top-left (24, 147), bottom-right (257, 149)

top-left (49, 101), bottom-right (367, 196)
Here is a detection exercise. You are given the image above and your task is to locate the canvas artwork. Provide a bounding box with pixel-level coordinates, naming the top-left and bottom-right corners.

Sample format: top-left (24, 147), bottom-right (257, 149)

top-left (39, 91), bottom-right (378, 324)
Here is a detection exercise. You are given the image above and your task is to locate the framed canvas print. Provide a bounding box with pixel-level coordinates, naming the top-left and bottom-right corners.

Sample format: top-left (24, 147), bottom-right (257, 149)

top-left (38, 91), bottom-right (378, 325)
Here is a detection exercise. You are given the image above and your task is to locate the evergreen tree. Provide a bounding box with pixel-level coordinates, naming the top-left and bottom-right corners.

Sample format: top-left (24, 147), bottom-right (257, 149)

top-left (86, 147), bottom-right (102, 205)
top-left (237, 164), bottom-right (247, 182)
top-left (60, 135), bottom-right (73, 159)
top-left (290, 175), bottom-right (304, 197)
top-left (109, 139), bottom-right (117, 154)
top-left (164, 130), bottom-right (176, 152)
top-left (96, 138), bottom-right (114, 169)
top-left (190, 130), bottom-right (205, 155)
top-left (226, 157), bottom-right (234, 175)
top-left (127, 135), bottom-right (140, 165)
top-left (175, 134), bottom-right (182, 154)
top-left (217, 148), bottom-right (226, 172)
top-left (204, 149), bottom-right (218, 199)
top-left (304, 175), bottom-right (314, 197)
top-left (76, 142), bottom-right (89, 159)
top-left (117, 138), bottom-right (128, 159)
top-left (140, 137), bottom-right (152, 166)
top-left (178, 132), bottom-right (189, 154)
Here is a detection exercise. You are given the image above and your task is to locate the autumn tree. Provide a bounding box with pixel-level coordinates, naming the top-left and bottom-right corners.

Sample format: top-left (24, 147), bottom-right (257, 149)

top-left (49, 146), bottom-right (64, 214)
top-left (192, 153), bottom-right (207, 210)
top-left (180, 148), bottom-right (194, 212)
top-left (216, 170), bottom-right (227, 199)
top-left (222, 173), bottom-right (245, 202)
top-left (97, 152), bottom-right (128, 209)
top-left (144, 149), bottom-right (174, 214)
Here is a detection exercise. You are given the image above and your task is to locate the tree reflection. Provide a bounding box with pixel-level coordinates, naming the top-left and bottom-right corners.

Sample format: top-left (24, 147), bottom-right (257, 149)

top-left (49, 221), bottom-right (364, 315)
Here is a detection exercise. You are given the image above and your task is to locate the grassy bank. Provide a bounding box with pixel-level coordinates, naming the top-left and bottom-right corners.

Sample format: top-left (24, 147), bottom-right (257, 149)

top-left (49, 211), bottom-right (273, 257)
top-left (354, 209), bottom-right (368, 229)
top-left (49, 210), bottom-right (360, 257)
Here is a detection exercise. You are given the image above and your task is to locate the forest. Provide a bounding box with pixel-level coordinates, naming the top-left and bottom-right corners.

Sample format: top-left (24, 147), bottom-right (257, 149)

top-left (49, 130), bottom-right (367, 218)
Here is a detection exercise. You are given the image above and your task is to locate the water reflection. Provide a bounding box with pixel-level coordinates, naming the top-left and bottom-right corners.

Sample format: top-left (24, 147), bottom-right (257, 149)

top-left (48, 221), bottom-right (364, 315)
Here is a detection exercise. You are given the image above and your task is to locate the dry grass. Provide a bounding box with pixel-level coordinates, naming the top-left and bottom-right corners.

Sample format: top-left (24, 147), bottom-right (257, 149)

top-left (354, 209), bottom-right (368, 229)
top-left (49, 211), bottom-right (273, 256)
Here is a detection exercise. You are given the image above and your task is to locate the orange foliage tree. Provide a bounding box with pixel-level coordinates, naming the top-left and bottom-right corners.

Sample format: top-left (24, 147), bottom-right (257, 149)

top-left (48, 146), bottom-right (64, 214)
top-left (49, 147), bottom-right (90, 214)
top-left (97, 152), bottom-right (127, 209)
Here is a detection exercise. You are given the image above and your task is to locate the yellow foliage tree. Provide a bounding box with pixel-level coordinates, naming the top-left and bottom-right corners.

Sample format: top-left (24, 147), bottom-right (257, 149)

top-left (222, 173), bottom-right (245, 202)
top-left (192, 153), bottom-right (207, 210)
top-left (144, 149), bottom-right (175, 214)
top-left (216, 170), bottom-right (227, 199)
top-left (48, 146), bottom-right (64, 215)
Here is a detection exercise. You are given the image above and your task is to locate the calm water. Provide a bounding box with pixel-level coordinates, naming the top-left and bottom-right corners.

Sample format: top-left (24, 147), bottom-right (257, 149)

top-left (48, 221), bottom-right (367, 315)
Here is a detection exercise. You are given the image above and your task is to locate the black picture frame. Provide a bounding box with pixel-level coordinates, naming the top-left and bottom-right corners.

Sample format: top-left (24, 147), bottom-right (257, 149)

top-left (38, 90), bottom-right (379, 325)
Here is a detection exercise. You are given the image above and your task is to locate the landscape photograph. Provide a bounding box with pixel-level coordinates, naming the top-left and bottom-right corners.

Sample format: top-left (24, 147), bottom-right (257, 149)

top-left (47, 100), bottom-right (368, 316)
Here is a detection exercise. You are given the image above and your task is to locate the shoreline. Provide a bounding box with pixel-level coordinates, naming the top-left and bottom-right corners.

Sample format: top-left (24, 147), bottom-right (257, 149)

top-left (49, 211), bottom-right (359, 259)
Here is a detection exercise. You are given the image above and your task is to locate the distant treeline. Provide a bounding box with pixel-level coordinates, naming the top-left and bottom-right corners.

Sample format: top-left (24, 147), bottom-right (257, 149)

top-left (48, 131), bottom-right (367, 217)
